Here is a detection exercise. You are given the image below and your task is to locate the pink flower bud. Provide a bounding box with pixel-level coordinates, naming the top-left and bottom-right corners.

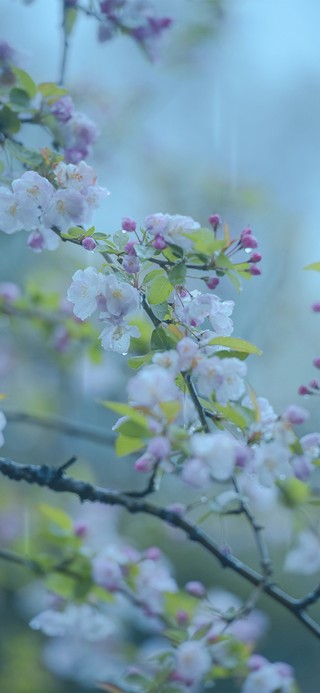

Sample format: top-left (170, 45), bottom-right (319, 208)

top-left (176, 609), bottom-right (189, 625)
top-left (309, 379), bottom-right (320, 390)
top-left (249, 252), bottom-right (262, 263)
top-left (144, 547), bottom-right (161, 560)
top-left (153, 234), bottom-right (167, 250)
top-left (185, 581), bottom-right (206, 598)
top-left (147, 435), bottom-right (171, 460)
top-left (312, 302), bottom-right (320, 312)
top-left (314, 357), bottom-right (320, 369)
top-left (0, 282), bottom-right (21, 302)
top-left (249, 264), bottom-right (261, 276)
top-left (124, 241), bottom-right (136, 256)
top-left (298, 385), bottom-right (311, 396)
top-left (241, 234), bottom-right (258, 250)
top-left (283, 404), bottom-right (309, 425)
top-left (206, 276), bottom-right (219, 290)
top-left (208, 214), bottom-right (221, 230)
top-left (122, 217), bottom-right (136, 232)
top-left (82, 236), bottom-right (96, 251)
top-left (134, 455), bottom-right (154, 473)
top-left (73, 521), bottom-right (88, 538)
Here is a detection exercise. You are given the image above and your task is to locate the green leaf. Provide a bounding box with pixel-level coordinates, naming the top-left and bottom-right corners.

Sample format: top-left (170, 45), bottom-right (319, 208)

top-left (115, 434), bottom-right (145, 457)
top-left (151, 326), bottom-right (179, 351)
top-left (183, 228), bottom-right (225, 255)
top-left (150, 301), bottom-right (169, 321)
top-left (0, 105), bottom-right (20, 135)
top-left (168, 263), bottom-right (187, 286)
top-left (64, 7), bottom-right (78, 35)
top-left (164, 591), bottom-right (198, 620)
top-left (12, 67), bottom-right (37, 98)
top-left (116, 419), bottom-right (150, 438)
top-left (60, 226), bottom-right (84, 240)
top-left (38, 82), bottom-right (68, 105)
top-left (100, 400), bottom-right (148, 427)
top-left (278, 478), bottom-right (310, 507)
top-left (146, 273), bottom-right (173, 305)
top-left (143, 269), bottom-right (164, 285)
top-left (304, 262), bottom-right (320, 272)
top-left (38, 503), bottom-right (73, 531)
top-left (215, 349), bottom-right (249, 361)
top-left (9, 87), bottom-right (30, 108)
top-left (159, 400), bottom-right (182, 421)
top-left (211, 402), bottom-right (248, 429)
top-left (207, 336), bottom-right (262, 355)
top-left (5, 139), bottom-right (43, 167)
top-left (127, 353), bottom-right (153, 369)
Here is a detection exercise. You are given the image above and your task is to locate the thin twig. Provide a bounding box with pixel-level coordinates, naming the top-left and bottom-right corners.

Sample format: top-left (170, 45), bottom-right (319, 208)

top-left (4, 410), bottom-right (115, 447)
top-left (183, 373), bottom-right (210, 432)
top-left (232, 475), bottom-right (273, 579)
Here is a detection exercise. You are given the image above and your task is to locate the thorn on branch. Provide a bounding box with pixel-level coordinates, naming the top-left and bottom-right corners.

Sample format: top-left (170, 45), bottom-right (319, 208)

top-left (56, 456), bottom-right (77, 475)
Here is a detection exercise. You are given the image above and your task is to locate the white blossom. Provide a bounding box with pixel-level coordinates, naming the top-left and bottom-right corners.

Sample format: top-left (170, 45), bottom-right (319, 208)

top-left (0, 410), bottom-right (6, 447)
top-left (99, 322), bottom-right (140, 354)
top-left (175, 640), bottom-right (211, 683)
top-left (194, 356), bottom-right (246, 404)
top-left (284, 529), bottom-right (320, 575)
top-left (127, 365), bottom-right (179, 408)
top-left (101, 273), bottom-right (140, 320)
top-left (242, 661), bottom-right (294, 693)
top-left (67, 267), bottom-right (107, 320)
top-left (135, 558), bottom-right (177, 614)
top-left (190, 432), bottom-right (238, 481)
top-left (145, 212), bottom-right (200, 250)
top-left (30, 604), bottom-right (115, 642)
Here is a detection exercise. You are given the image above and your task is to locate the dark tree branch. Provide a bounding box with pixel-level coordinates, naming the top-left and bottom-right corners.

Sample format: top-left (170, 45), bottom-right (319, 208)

top-left (0, 455), bottom-right (320, 639)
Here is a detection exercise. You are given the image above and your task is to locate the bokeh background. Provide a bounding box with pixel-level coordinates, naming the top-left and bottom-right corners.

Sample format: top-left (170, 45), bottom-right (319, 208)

top-left (1, 0), bottom-right (320, 690)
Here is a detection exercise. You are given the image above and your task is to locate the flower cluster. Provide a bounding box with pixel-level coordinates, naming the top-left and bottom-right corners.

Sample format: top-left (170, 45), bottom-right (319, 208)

top-left (67, 267), bottom-right (140, 353)
top-left (0, 161), bottom-right (108, 251)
